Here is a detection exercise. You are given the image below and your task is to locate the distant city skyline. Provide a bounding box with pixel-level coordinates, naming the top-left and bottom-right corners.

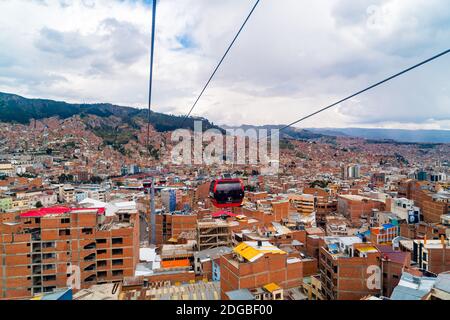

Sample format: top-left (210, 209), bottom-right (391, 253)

top-left (1, 0), bottom-right (450, 130)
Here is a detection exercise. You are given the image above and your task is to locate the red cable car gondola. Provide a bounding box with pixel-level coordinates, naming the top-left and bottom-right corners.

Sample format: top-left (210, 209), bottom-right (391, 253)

top-left (209, 178), bottom-right (245, 208)
top-left (142, 179), bottom-right (153, 193)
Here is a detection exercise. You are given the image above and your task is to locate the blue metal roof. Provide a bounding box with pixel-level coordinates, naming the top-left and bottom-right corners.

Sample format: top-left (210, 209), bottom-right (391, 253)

top-left (40, 288), bottom-right (73, 300)
top-left (225, 289), bottom-right (255, 300)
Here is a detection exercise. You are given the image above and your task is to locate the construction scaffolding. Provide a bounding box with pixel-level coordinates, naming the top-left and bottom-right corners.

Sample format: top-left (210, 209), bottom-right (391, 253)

top-left (197, 219), bottom-right (231, 251)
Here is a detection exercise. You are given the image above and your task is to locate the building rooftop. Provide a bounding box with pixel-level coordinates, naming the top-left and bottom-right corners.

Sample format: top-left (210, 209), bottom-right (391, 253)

top-left (121, 281), bottom-right (220, 300)
top-left (433, 272), bottom-right (450, 294)
top-left (19, 206), bottom-right (105, 218)
top-left (391, 272), bottom-right (437, 300)
top-left (225, 289), bottom-right (255, 300)
top-left (73, 283), bottom-right (121, 300)
top-left (263, 282), bottom-right (281, 293)
top-left (233, 241), bottom-right (286, 262)
top-left (194, 246), bottom-right (233, 262)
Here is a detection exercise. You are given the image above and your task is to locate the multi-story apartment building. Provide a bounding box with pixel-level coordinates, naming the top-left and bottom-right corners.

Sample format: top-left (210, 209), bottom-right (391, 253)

top-left (58, 185), bottom-right (76, 204)
top-left (338, 195), bottom-right (385, 225)
top-left (153, 212), bottom-right (197, 245)
top-left (319, 236), bottom-right (382, 300)
top-left (412, 238), bottom-right (450, 274)
top-left (0, 206), bottom-right (139, 299)
top-left (220, 241), bottom-right (303, 299)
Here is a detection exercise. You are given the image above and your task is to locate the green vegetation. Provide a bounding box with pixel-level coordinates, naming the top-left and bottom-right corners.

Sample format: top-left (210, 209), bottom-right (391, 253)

top-left (280, 139), bottom-right (295, 150)
top-left (0, 92), bottom-right (221, 132)
top-left (309, 180), bottom-right (329, 188)
top-left (147, 144), bottom-right (160, 160)
top-left (58, 174), bottom-right (74, 183)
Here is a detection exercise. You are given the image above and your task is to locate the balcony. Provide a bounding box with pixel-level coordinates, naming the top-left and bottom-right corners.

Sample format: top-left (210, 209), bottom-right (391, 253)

top-left (32, 255), bottom-right (42, 264)
top-left (84, 253), bottom-right (96, 262)
top-left (84, 263), bottom-right (96, 272)
top-left (84, 242), bottom-right (96, 250)
top-left (32, 266), bottom-right (42, 275)
top-left (84, 274), bottom-right (96, 284)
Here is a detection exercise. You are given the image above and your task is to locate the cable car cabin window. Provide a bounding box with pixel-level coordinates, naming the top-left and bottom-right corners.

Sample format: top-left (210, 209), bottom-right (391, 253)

top-left (216, 182), bottom-right (242, 193)
top-left (211, 179), bottom-right (244, 208)
top-left (209, 180), bottom-right (216, 194)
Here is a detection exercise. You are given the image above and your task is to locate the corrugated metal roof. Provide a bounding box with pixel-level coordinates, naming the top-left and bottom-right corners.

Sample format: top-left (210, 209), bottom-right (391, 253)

top-left (233, 243), bottom-right (264, 262)
top-left (226, 289), bottom-right (255, 300)
top-left (264, 283), bottom-right (281, 293)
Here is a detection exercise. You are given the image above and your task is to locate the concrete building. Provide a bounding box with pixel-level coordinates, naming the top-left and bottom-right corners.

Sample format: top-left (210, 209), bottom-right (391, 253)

top-left (390, 198), bottom-right (421, 222)
top-left (342, 164), bottom-right (361, 180)
top-left (0, 163), bottom-right (14, 177)
top-left (58, 185), bottom-right (76, 204)
top-left (161, 188), bottom-right (182, 212)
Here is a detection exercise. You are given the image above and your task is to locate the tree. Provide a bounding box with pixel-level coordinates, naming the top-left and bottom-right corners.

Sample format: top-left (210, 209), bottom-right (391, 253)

top-left (90, 176), bottom-right (103, 184)
top-left (309, 180), bottom-right (329, 189)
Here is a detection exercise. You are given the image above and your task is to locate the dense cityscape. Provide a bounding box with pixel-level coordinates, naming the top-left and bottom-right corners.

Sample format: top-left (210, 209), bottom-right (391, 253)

top-left (0, 0), bottom-right (449, 309)
top-left (0, 105), bottom-right (448, 300)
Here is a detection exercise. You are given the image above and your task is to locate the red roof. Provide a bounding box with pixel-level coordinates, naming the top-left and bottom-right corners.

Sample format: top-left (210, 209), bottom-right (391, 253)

top-left (20, 207), bottom-right (105, 218)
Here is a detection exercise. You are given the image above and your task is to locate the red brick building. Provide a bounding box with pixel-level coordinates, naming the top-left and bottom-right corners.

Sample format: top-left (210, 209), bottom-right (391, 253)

top-left (0, 207), bottom-right (139, 300)
top-left (220, 241), bottom-right (303, 299)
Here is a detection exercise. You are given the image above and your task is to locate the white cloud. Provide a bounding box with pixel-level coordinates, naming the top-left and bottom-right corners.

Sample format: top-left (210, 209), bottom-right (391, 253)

top-left (0, 0), bottom-right (449, 129)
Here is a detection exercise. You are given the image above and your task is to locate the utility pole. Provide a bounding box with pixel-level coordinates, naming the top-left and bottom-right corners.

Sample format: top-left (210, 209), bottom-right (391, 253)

top-left (150, 177), bottom-right (156, 246)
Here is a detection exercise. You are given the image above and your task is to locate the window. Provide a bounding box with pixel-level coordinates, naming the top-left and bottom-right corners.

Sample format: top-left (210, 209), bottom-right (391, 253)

top-left (82, 228), bottom-right (93, 235)
top-left (97, 271), bottom-right (107, 278)
top-left (43, 264), bottom-right (55, 271)
top-left (97, 260), bottom-right (107, 267)
top-left (112, 248), bottom-right (123, 255)
top-left (112, 270), bottom-right (123, 277)
top-left (97, 249), bottom-right (107, 255)
top-left (112, 259), bottom-right (123, 266)
top-left (42, 242), bottom-right (55, 248)
top-left (43, 286), bottom-right (56, 293)
top-left (112, 238), bottom-right (123, 245)
top-left (96, 239), bottom-right (107, 244)
top-left (59, 229), bottom-right (70, 236)
top-left (61, 218), bottom-right (70, 224)
top-left (43, 275), bottom-right (56, 281)
top-left (43, 253), bottom-right (55, 260)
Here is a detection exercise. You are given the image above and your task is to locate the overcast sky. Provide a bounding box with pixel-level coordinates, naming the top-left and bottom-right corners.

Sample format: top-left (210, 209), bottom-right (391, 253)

top-left (1, 0), bottom-right (450, 130)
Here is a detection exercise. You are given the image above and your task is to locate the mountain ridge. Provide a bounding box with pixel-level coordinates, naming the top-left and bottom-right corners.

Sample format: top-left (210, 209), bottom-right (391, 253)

top-left (0, 91), bottom-right (220, 133)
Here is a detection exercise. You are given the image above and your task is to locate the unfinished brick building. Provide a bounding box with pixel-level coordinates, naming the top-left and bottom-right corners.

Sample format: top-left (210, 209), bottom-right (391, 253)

top-left (197, 219), bottom-right (231, 251)
top-left (338, 195), bottom-right (385, 225)
top-left (220, 241), bottom-right (303, 299)
top-left (0, 206), bottom-right (139, 300)
top-left (319, 236), bottom-right (382, 300)
top-left (153, 212), bottom-right (197, 244)
top-left (399, 180), bottom-right (449, 223)
top-left (412, 238), bottom-right (450, 274)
